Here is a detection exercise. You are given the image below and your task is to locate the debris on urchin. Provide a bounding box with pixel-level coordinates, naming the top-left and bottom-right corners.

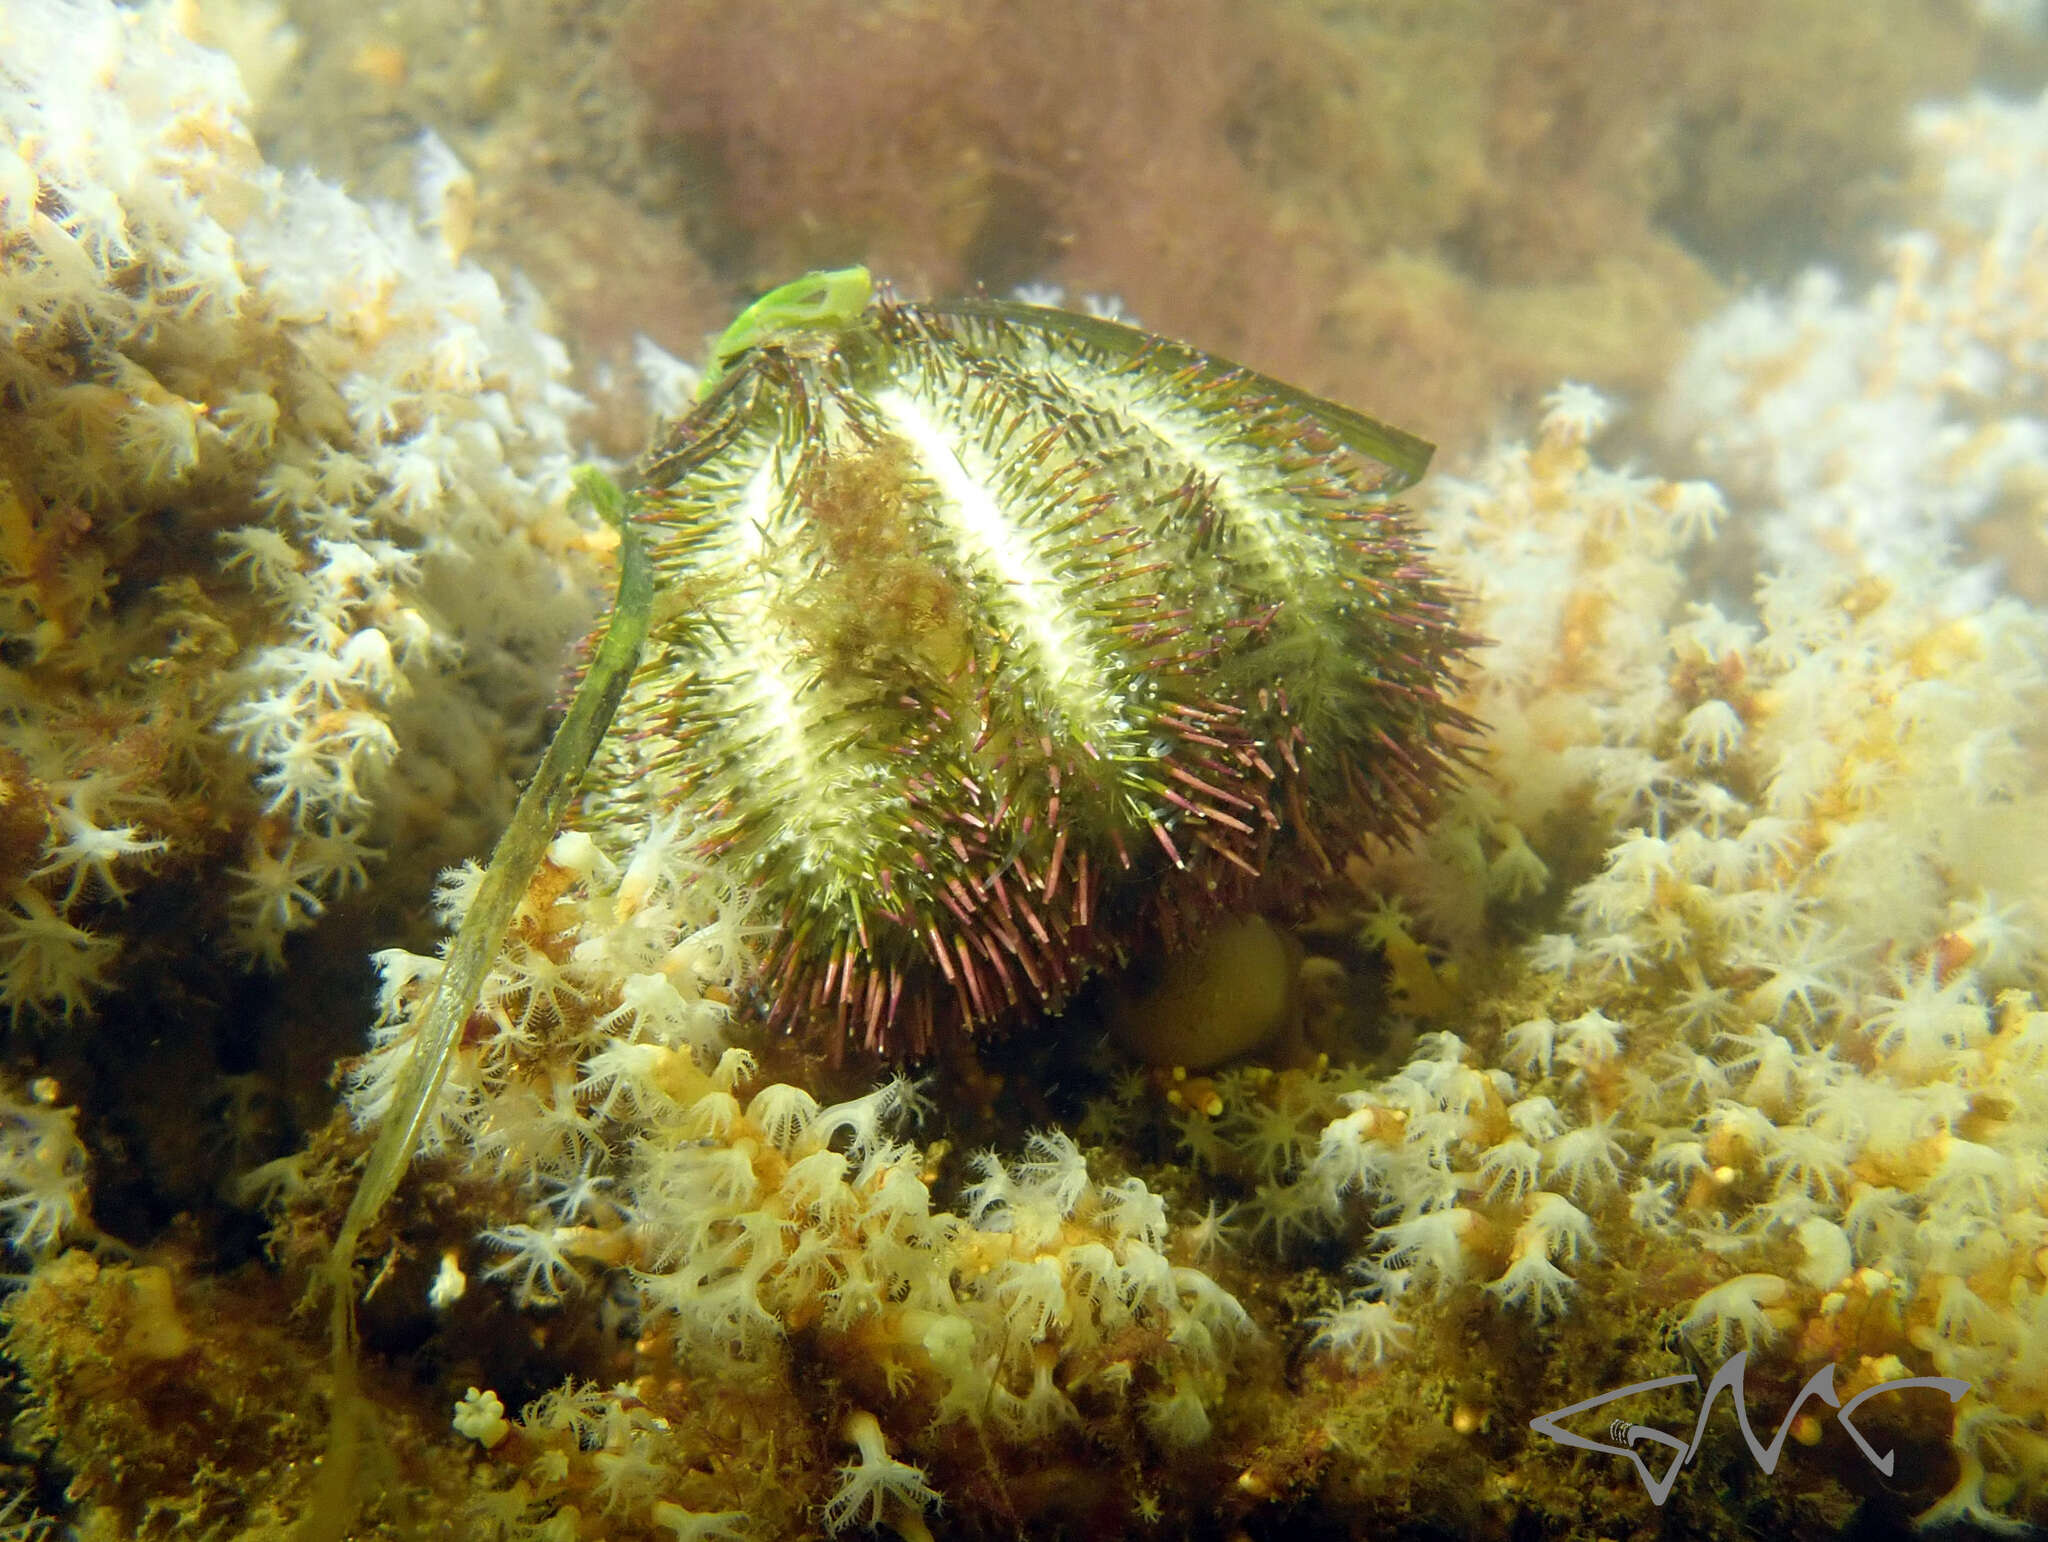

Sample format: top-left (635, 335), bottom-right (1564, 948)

top-left (586, 277), bottom-right (1474, 1056)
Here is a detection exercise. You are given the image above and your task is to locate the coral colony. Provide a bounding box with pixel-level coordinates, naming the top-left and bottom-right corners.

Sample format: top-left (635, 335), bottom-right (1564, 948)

top-left (6, 2), bottom-right (2048, 1540)
top-left (0, 0), bottom-right (602, 1014)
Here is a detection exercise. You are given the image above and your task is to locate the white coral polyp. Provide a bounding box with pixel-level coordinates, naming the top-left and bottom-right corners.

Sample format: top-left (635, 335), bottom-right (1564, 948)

top-left (0, 0), bottom-right (604, 989)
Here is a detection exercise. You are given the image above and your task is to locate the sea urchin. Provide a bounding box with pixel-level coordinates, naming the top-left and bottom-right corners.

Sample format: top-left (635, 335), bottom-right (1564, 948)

top-left (585, 271), bottom-right (1473, 1056)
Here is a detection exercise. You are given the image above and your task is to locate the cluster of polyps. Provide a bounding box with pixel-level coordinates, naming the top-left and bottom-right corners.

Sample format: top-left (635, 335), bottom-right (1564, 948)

top-left (1310, 386), bottom-right (2048, 1528)
top-left (0, 0), bottom-right (602, 1006)
top-left (1664, 87), bottom-right (2048, 575)
top-left (359, 814), bottom-right (1256, 1535)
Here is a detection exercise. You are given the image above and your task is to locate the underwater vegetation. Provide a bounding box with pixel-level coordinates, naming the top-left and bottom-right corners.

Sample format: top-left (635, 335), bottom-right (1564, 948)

top-left (613, 0), bottom-right (1996, 443)
top-left (218, 0), bottom-right (2010, 453)
top-left (4, 3), bottom-right (2048, 1542)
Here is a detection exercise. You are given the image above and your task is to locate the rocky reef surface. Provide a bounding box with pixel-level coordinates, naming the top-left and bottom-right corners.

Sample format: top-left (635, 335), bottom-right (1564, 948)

top-left (4, 2), bottom-right (2048, 1539)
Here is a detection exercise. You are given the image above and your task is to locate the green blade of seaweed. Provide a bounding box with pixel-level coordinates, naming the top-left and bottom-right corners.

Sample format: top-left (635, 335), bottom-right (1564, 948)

top-left (922, 297), bottom-right (1437, 491)
top-left (295, 468), bottom-right (653, 1540)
